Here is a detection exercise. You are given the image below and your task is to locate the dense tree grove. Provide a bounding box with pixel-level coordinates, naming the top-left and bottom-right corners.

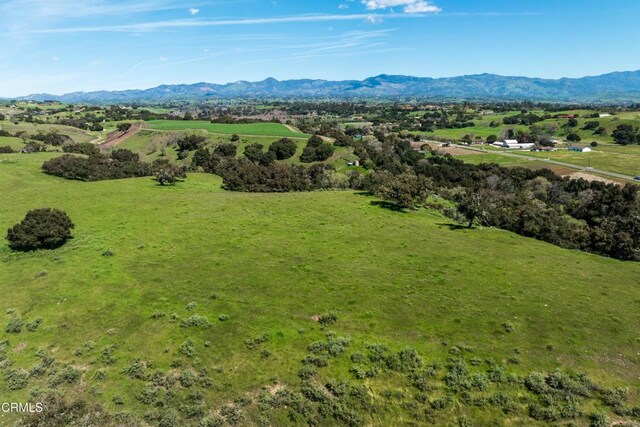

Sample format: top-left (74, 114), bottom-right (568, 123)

top-left (300, 135), bottom-right (335, 163)
top-left (221, 160), bottom-right (335, 192)
top-left (410, 154), bottom-right (640, 261)
top-left (177, 134), bottom-right (207, 152)
top-left (32, 131), bottom-right (70, 146)
top-left (268, 138), bottom-right (297, 160)
top-left (612, 124), bottom-right (639, 145)
top-left (6, 208), bottom-right (74, 251)
top-left (192, 148), bottom-right (339, 192)
top-left (62, 142), bottom-right (101, 156)
top-left (42, 149), bottom-right (153, 181)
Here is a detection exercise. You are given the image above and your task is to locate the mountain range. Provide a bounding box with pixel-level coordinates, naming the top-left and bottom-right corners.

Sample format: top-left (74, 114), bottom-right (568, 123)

top-left (16, 70), bottom-right (640, 103)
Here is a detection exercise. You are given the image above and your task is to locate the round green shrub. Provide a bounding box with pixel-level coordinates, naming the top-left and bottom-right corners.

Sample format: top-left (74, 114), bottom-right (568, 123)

top-left (6, 208), bottom-right (74, 251)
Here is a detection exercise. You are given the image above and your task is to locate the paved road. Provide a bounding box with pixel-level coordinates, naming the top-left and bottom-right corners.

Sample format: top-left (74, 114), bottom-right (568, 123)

top-left (455, 145), bottom-right (638, 182)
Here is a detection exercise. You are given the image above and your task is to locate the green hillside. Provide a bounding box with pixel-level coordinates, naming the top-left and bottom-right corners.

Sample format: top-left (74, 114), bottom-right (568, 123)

top-left (0, 153), bottom-right (639, 425)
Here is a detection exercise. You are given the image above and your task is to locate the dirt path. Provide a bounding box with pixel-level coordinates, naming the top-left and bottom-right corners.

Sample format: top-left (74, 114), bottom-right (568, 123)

top-left (98, 124), bottom-right (144, 150)
top-left (88, 135), bottom-right (104, 145)
top-left (283, 124), bottom-right (301, 133)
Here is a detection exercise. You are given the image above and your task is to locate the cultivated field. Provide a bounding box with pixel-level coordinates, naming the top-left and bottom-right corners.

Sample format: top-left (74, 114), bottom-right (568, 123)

top-left (0, 153), bottom-right (639, 425)
top-left (146, 120), bottom-right (310, 138)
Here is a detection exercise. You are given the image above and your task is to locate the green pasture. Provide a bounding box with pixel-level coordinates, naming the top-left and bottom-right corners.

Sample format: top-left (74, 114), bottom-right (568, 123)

top-left (146, 120), bottom-right (310, 138)
top-left (0, 153), bottom-right (639, 424)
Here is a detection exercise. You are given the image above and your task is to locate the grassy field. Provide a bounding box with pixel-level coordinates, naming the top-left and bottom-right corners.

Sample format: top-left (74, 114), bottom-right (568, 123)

top-left (0, 121), bottom-right (97, 144)
top-left (440, 131), bottom-right (640, 177)
top-left (0, 136), bottom-right (25, 150)
top-left (0, 153), bottom-right (639, 425)
top-left (424, 110), bottom-right (640, 146)
top-left (147, 120), bottom-right (310, 138)
top-left (116, 129), bottom-right (356, 168)
top-left (455, 152), bottom-right (531, 167)
top-left (518, 145), bottom-right (640, 177)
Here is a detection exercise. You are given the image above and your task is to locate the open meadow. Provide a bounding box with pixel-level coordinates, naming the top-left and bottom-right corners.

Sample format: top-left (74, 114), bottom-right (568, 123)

top-left (146, 120), bottom-right (310, 139)
top-left (1, 152), bottom-right (639, 425)
top-left (518, 145), bottom-right (640, 177)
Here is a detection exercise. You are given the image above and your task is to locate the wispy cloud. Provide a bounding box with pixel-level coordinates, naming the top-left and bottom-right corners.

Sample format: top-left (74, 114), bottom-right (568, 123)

top-left (111, 28), bottom-right (398, 81)
top-left (0, 0), bottom-right (179, 20)
top-left (16, 13), bottom-right (428, 35)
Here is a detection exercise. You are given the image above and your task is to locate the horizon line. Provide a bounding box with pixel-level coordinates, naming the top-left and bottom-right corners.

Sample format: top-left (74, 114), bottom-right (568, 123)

top-left (6, 68), bottom-right (640, 98)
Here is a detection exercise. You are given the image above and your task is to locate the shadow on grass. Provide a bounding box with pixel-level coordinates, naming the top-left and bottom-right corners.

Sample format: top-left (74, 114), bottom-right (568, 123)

top-left (436, 222), bottom-right (472, 231)
top-left (370, 200), bottom-right (409, 213)
top-left (353, 191), bottom-right (373, 197)
top-left (353, 191), bottom-right (410, 213)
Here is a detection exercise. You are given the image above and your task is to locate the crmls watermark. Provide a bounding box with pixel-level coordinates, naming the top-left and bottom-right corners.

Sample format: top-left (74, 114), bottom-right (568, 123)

top-left (1, 402), bottom-right (44, 413)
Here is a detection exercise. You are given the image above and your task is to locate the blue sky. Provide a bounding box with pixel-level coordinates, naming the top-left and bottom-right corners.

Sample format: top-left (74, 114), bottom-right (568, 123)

top-left (0, 0), bottom-right (639, 96)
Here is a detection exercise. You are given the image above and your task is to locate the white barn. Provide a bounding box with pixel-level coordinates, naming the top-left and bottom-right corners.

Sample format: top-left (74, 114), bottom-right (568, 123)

top-left (492, 139), bottom-right (535, 150)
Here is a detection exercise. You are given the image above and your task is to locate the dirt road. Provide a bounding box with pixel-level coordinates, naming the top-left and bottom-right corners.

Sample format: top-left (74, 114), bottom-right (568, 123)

top-left (98, 124), bottom-right (144, 150)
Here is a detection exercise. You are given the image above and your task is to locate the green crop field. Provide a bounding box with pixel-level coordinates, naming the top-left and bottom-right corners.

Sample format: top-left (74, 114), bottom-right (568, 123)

top-left (0, 152), bottom-right (639, 425)
top-left (146, 120), bottom-right (310, 138)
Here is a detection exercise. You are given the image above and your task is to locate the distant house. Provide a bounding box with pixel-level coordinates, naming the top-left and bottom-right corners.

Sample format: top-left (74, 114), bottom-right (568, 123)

top-left (568, 146), bottom-right (592, 153)
top-left (492, 139), bottom-right (535, 150)
top-left (558, 114), bottom-right (577, 119)
top-left (599, 113), bottom-right (611, 118)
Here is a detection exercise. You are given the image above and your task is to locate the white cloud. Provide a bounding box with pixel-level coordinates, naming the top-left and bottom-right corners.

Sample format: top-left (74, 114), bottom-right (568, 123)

top-left (51, 56), bottom-right (59, 62)
top-left (366, 14), bottom-right (382, 24)
top-left (189, 8), bottom-right (200, 15)
top-left (362, 0), bottom-right (441, 14)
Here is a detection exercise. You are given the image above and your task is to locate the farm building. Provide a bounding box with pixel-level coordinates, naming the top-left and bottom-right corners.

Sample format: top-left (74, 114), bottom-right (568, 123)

top-left (492, 139), bottom-right (535, 150)
top-left (568, 146), bottom-right (592, 153)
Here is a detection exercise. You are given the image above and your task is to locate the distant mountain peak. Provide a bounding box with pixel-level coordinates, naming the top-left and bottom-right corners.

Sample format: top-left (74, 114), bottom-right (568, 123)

top-left (14, 70), bottom-right (640, 103)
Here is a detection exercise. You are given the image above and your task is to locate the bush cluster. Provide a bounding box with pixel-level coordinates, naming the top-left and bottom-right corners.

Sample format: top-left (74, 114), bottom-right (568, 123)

top-left (42, 149), bottom-right (152, 181)
top-left (300, 135), bottom-right (335, 163)
top-left (6, 208), bottom-right (74, 251)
